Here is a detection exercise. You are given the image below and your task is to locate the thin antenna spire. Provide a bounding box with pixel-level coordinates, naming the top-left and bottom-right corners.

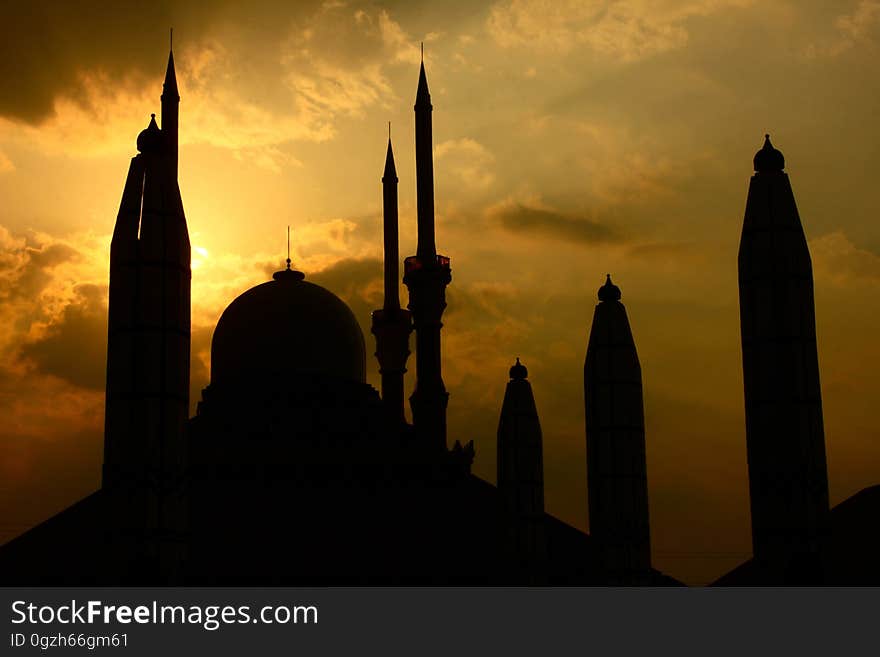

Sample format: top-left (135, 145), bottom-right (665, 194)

top-left (170, 27), bottom-right (173, 51)
top-left (286, 225), bottom-right (291, 270)
top-left (421, 42), bottom-right (424, 62)
top-left (388, 121), bottom-right (391, 140)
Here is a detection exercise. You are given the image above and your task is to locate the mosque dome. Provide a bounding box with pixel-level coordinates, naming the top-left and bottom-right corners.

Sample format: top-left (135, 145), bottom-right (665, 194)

top-left (210, 267), bottom-right (366, 387)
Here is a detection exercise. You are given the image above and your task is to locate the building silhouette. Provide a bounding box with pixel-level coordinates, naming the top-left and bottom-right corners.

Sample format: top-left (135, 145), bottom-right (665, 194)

top-left (1, 48), bottom-right (878, 586)
top-left (370, 134), bottom-right (412, 427)
top-left (403, 58), bottom-right (452, 453)
top-left (497, 358), bottom-right (547, 576)
top-left (714, 136), bottom-right (880, 585)
top-left (735, 135), bottom-right (830, 583)
top-left (0, 46), bottom-right (677, 586)
top-left (103, 46), bottom-right (189, 580)
top-left (584, 276), bottom-right (651, 584)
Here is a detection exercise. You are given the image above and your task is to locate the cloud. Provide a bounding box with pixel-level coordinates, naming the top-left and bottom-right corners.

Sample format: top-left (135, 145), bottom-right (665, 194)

top-left (487, 199), bottom-right (622, 244)
top-left (0, 1), bottom-right (415, 170)
top-left (0, 1), bottom-right (215, 124)
top-left (19, 284), bottom-right (107, 390)
top-left (805, 1), bottom-right (880, 58)
top-left (487, 0), bottom-right (753, 60)
top-left (310, 256), bottom-right (384, 337)
top-left (810, 231), bottom-right (880, 285)
top-left (0, 151), bottom-right (13, 173)
top-left (435, 138), bottom-right (496, 191)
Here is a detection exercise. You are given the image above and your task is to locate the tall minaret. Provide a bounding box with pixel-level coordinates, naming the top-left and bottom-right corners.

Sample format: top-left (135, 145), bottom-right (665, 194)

top-left (103, 45), bottom-right (190, 580)
top-left (584, 276), bottom-right (651, 584)
top-left (161, 32), bottom-right (179, 180)
top-left (403, 53), bottom-right (452, 451)
top-left (497, 358), bottom-right (546, 567)
top-left (738, 134), bottom-right (829, 582)
top-left (371, 132), bottom-right (412, 425)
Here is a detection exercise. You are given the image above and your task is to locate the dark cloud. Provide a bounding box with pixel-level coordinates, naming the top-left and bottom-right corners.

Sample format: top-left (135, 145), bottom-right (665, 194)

top-left (310, 256), bottom-right (383, 334)
top-left (490, 202), bottom-right (622, 245)
top-left (19, 283), bottom-right (107, 389)
top-left (0, 242), bottom-right (80, 301)
top-left (0, 1), bottom-right (325, 123)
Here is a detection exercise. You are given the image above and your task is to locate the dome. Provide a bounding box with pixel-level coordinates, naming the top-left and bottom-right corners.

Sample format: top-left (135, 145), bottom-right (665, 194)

top-left (509, 357), bottom-right (528, 380)
top-left (137, 114), bottom-right (162, 154)
top-left (598, 274), bottom-right (621, 302)
top-left (753, 133), bottom-right (784, 172)
top-left (210, 269), bottom-right (366, 386)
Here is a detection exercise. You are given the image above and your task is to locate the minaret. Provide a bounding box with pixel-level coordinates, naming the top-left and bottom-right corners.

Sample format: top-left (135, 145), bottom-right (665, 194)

top-left (161, 31), bottom-right (180, 180)
top-left (497, 358), bottom-right (546, 568)
top-left (584, 276), bottom-right (651, 584)
top-left (103, 45), bottom-right (190, 580)
top-left (738, 134), bottom-right (829, 582)
top-left (403, 53), bottom-right (452, 451)
top-left (371, 131), bottom-right (413, 425)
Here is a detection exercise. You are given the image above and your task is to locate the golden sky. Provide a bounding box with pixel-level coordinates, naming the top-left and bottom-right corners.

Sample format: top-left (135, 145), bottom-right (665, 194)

top-left (1, 0), bottom-right (879, 585)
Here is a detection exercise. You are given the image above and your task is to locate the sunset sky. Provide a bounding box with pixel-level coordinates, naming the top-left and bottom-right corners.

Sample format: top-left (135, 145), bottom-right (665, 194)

top-left (2, 0), bottom-right (879, 585)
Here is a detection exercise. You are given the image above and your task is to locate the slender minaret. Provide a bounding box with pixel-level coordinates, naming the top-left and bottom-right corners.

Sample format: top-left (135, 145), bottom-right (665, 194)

top-left (103, 44), bottom-right (190, 580)
top-left (161, 31), bottom-right (179, 179)
top-left (738, 134), bottom-right (829, 583)
top-left (497, 358), bottom-right (546, 567)
top-left (584, 276), bottom-right (651, 584)
top-left (403, 52), bottom-right (452, 451)
top-left (371, 130), bottom-right (412, 425)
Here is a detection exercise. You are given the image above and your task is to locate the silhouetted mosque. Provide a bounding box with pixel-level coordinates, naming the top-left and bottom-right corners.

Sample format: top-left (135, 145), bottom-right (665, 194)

top-left (1, 48), bottom-right (878, 586)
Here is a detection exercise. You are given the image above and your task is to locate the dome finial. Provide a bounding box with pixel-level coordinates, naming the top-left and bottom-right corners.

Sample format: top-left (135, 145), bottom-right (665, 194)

top-left (274, 224), bottom-right (304, 281)
top-left (598, 274), bottom-right (622, 302)
top-left (754, 133), bottom-right (785, 172)
top-left (510, 357), bottom-right (528, 380)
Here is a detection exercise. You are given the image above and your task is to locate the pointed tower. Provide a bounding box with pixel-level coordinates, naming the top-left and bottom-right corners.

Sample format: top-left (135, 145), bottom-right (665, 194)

top-left (738, 134), bottom-right (829, 582)
top-left (161, 36), bottom-right (180, 180)
top-left (103, 45), bottom-right (190, 580)
top-left (584, 276), bottom-right (651, 584)
top-left (371, 133), bottom-right (413, 425)
top-left (497, 358), bottom-right (546, 568)
top-left (403, 55), bottom-right (452, 451)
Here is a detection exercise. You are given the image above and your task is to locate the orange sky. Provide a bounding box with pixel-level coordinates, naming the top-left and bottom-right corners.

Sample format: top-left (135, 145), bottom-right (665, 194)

top-left (1, 0), bottom-right (879, 585)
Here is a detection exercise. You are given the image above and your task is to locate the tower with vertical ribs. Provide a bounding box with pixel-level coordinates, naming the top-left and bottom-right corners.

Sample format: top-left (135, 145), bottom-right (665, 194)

top-left (584, 275), bottom-right (652, 583)
top-left (738, 135), bottom-right (829, 583)
top-left (497, 358), bottom-right (546, 569)
top-left (403, 57), bottom-right (452, 452)
top-left (103, 45), bottom-right (190, 580)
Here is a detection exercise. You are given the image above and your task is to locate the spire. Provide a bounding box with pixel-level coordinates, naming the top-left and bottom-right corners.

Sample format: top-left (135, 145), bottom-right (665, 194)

top-left (383, 131), bottom-right (397, 182)
top-left (372, 128), bottom-right (412, 426)
top-left (413, 53), bottom-right (436, 259)
top-left (162, 34), bottom-right (180, 102)
top-left (382, 131), bottom-right (400, 311)
top-left (416, 59), bottom-right (431, 108)
top-left (161, 31), bottom-right (180, 180)
top-left (405, 51), bottom-right (451, 451)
